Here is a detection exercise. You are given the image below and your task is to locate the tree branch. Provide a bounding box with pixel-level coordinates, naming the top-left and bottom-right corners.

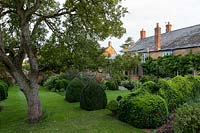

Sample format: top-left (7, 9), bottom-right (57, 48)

top-left (25, 0), bottom-right (41, 17)
top-left (34, 7), bottom-right (76, 18)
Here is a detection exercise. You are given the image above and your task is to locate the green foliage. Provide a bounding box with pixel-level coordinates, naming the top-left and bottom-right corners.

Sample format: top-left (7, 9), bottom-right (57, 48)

top-left (143, 54), bottom-right (200, 78)
top-left (55, 79), bottom-right (69, 92)
top-left (43, 74), bottom-right (69, 92)
top-left (121, 80), bottom-right (142, 90)
top-left (0, 80), bottom-right (8, 101)
top-left (80, 80), bottom-right (107, 111)
top-left (107, 100), bottom-right (119, 114)
top-left (185, 75), bottom-right (200, 99)
top-left (43, 74), bottom-right (60, 90)
top-left (157, 79), bottom-right (182, 112)
top-left (140, 75), bottom-right (158, 83)
top-left (65, 78), bottom-right (84, 103)
top-left (105, 80), bottom-right (119, 90)
top-left (143, 81), bottom-right (160, 93)
top-left (110, 53), bottom-right (141, 77)
top-left (173, 103), bottom-right (200, 133)
top-left (169, 76), bottom-right (193, 102)
top-left (118, 93), bottom-right (168, 128)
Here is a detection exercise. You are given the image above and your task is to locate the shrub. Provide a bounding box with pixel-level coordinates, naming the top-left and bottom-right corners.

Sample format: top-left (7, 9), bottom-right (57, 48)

top-left (173, 103), bottom-right (200, 133)
top-left (185, 75), bottom-right (200, 99)
top-left (118, 93), bottom-right (168, 128)
top-left (43, 74), bottom-right (60, 90)
top-left (55, 79), bottom-right (69, 92)
top-left (80, 80), bottom-right (107, 111)
top-left (169, 76), bottom-right (193, 102)
top-left (143, 81), bottom-right (160, 93)
top-left (157, 79), bottom-right (182, 112)
top-left (107, 100), bottom-right (119, 115)
top-left (44, 74), bottom-right (70, 92)
top-left (65, 78), bottom-right (84, 102)
top-left (0, 80), bottom-right (8, 101)
top-left (105, 80), bottom-right (118, 90)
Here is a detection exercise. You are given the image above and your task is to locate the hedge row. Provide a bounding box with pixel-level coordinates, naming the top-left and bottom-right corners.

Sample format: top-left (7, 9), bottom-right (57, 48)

top-left (107, 75), bottom-right (200, 129)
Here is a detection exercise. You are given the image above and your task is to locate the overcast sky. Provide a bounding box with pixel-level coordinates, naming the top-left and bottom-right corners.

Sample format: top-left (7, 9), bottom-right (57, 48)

top-left (58, 0), bottom-right (200, 52)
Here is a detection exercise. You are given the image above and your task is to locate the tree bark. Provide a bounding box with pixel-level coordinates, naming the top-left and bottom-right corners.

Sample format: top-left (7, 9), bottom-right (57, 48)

top-left (26, 87), bottom-right (42, 122)
top-left (12, 71), bottom-right (42, 123)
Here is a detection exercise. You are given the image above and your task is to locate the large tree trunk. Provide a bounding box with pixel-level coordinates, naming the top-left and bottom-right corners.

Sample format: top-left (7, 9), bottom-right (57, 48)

top-left (13, 71), bottom-right (42, 123)
top-left (26, 87), bottom-right (42, 122)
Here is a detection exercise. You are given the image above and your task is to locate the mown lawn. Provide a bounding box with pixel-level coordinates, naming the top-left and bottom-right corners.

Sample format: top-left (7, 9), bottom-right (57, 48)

top-left (0, 86), bottom-right (144, 133)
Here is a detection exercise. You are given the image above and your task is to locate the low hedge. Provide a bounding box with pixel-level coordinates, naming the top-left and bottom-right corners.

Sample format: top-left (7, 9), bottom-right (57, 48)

top-left (118, 93), bottom-right (168, 128)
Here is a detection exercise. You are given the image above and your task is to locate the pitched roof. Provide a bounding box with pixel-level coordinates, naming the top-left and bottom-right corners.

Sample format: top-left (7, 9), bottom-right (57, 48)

top-left (128, 24), bottom-right (200, 53)
top-left (103, 41), bottom-right (117, 56)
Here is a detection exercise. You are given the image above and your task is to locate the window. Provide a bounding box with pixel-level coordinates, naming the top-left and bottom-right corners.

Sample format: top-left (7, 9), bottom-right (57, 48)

top-left (162, 51), bottom-right (172, 57)
top-left (142, 53), bottom-right (147, 62)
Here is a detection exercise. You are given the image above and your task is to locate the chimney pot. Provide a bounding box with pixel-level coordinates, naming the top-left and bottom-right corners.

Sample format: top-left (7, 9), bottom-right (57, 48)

top-left (154, 23), bottom-right (161, 51)
top-left (166, 22), bottom-right (172, 33)
top-left (140, 28), bottom-right (146, 40)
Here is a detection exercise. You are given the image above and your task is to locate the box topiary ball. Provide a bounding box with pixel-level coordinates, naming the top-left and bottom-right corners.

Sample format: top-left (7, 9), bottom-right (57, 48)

top-left (118, 93), bottom-right (169, 128)
top-left (80, 80), bottom-right (107, 111)
top-left (65, 78), bottom-right (84, 103)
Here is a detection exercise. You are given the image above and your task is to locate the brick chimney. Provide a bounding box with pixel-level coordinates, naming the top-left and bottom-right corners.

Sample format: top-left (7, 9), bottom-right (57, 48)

top-left (166, 22), bottom-right (172, 33)
top-left (108, 41), bottom-right (112, 47)
top-left (140, 28), bottom-right (146, 40)
top-left (154, 23), bottom-right (161, 51)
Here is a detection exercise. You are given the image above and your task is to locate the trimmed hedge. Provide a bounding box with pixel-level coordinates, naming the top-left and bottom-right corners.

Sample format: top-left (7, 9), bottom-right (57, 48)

top-left (0, 80), bottom-right (8, 101)
top-left (105, 80), bottom-right (118, 90)
top-left (80, 80), bottom-right (107, 111)
top-left (118, 93), bottom-right (168, 128)
top-left (65, 78), bottom-right (84, 103)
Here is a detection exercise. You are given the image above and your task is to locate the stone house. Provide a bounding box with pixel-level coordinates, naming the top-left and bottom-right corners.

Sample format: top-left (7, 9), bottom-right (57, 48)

top-left (128, 22), bottom-right (200, 62)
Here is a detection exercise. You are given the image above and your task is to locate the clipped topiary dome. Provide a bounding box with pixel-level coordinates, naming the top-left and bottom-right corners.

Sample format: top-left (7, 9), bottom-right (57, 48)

top-left (80, 80), bottom-right (107, 111)
top-left (118, 93), bottom-right (168, 128)
top-left (65, 78), bottom-right (84, 102)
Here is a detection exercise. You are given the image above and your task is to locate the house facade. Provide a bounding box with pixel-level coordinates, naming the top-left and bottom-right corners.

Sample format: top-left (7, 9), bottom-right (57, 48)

top-left (103, 41), bottom-right (117, 59)
top-left (128, 22), bottom-right (200, 62)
